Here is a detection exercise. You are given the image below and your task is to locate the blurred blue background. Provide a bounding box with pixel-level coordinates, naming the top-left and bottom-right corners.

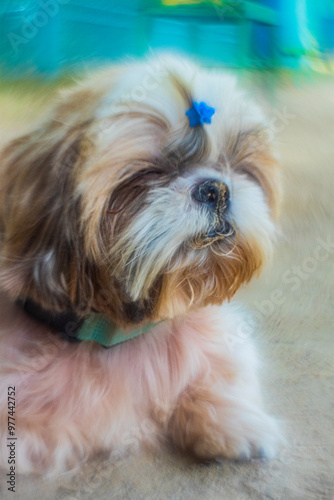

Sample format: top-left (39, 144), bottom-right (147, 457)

top-left (0, 0), bottom-right (333, 78)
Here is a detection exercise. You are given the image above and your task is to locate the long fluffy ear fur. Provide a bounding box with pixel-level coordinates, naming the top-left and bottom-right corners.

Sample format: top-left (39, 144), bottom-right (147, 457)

top-left (0, 86), bottom-right (102, 314)
top-left (224, 128), bottom-right (281, 220)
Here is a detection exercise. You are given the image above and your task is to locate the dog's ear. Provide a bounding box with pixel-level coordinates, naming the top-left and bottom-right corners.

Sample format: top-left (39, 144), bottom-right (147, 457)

top-left (0, 87), bottom-right (101, 313)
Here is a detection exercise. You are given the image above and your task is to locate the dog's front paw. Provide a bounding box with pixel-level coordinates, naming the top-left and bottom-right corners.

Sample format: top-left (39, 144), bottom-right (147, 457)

top-left (169, 395), bottom-right (282, 462)
top-left (214, 406), bottom-right (281, 462)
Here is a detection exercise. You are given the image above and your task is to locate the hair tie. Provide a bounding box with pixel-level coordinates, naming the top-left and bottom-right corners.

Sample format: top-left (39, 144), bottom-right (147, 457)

top-left (185, 101), bottom-right (215, 127)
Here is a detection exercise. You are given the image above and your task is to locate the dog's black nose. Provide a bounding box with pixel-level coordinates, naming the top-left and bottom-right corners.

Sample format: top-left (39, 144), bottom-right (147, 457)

top-left (192, 180), bottom-right (229, 209)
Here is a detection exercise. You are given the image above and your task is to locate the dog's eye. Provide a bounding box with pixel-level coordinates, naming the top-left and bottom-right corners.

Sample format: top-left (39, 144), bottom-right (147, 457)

top-left (107, 167), bottom-right (169, 215)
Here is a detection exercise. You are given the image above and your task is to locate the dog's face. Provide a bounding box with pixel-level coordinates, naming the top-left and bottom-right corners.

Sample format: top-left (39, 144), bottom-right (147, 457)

top-left (0, 56), bottom-right (280, 325)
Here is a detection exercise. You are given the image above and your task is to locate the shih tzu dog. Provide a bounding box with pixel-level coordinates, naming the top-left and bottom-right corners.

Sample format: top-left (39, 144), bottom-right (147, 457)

top-left (0, 55), bottom-right (281, 475)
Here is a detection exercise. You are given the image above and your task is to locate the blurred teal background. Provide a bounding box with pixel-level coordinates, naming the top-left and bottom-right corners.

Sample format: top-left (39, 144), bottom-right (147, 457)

top-left (0, 0), bottom-right (334, 78)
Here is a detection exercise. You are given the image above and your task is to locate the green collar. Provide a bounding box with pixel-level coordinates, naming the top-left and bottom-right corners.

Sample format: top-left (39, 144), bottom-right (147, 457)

top-left (19, 297), bottom-right (160, 348)
top-left (77, 313), bottom-right (161, 347)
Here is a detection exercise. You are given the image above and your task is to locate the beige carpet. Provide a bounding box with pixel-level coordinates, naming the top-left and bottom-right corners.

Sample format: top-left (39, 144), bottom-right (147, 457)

top-left (0, 74), bottom-right (333, 500)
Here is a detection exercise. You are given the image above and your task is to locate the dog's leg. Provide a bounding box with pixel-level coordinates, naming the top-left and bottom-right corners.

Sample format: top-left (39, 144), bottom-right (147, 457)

top-left (166, 305), bottom-right (281, 461)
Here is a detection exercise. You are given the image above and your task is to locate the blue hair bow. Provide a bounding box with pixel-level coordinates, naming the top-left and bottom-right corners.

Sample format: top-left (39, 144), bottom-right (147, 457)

top-left (185, 101), bottom-right (215, 127)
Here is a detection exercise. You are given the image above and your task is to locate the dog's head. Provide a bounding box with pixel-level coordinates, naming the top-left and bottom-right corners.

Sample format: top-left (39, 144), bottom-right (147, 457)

top-left (0, 55), bottom-right (281, 325)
